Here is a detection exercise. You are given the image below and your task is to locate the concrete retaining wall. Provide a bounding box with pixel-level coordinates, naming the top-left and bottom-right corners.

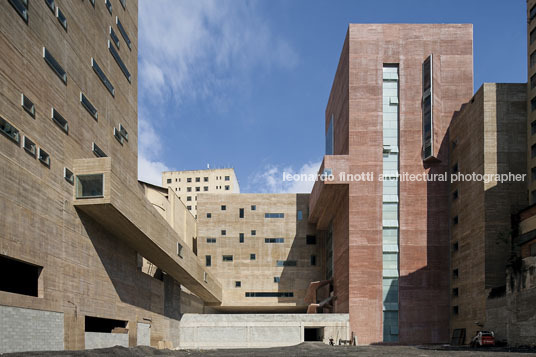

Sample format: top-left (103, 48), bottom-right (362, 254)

top-left (0, 305), bottom-right (64, 353)
top-left (178, 313), bottom-right (350, 349)
top-left (84, 332), bottom-right (129, 349)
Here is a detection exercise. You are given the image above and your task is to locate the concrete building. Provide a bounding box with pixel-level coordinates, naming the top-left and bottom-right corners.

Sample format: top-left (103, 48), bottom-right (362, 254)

top-left (448, 83), bottom-right (527, 343)
top-left (196, 193), bottom-right (323, 312)
top-left (308, 24), bottom-right (474, 344)
top-left (162, 168), bottom-right (240, 218)
top-left (0, 0), bottom-right (220, 352)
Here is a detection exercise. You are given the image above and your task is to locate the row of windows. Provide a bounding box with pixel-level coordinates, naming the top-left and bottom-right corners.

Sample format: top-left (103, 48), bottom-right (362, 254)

top-left (1, 116), bottom-right (50, 167)
top-left (204, 235), bottom-right (317, 245)
top-left (169, 175), bottom-right (231, 183)
top-left (245, 292), bottom-right (293, 298)
top-left (204, 256), bottom-right (311, 267)
top-left (208, 207), bottom-right (302, 220)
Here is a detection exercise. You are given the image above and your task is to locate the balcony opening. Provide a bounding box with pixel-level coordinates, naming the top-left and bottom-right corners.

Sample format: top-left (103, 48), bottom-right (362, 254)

top-left (0, 255), bottom-right (42, 297)
top-left (76, 174), bottom-right (104, 198)
top-left (304, 327), bottom-right (324, 342)
top-left (85, 316), bottom-right (127, 333)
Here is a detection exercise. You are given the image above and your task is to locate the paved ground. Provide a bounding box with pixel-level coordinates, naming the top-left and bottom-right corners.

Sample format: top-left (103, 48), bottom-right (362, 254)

top-left (4, 343), bottom-right (536, 356)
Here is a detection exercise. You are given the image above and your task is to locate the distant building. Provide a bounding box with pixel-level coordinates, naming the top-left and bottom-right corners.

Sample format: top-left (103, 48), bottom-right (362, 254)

top-left (162, 168), bottom-right (239, 217)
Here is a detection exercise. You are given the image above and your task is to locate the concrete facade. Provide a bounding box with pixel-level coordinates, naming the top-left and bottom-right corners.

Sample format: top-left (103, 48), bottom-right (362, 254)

top-left (178, 313), bottom-right (350, 349)
top-left (162, 168), bottom-right (240, 218)
top-left (0, 306), bottom-right (64, 353)
top-left (309, 24), bottom-right (474, 344)
top-left (448, 83), bottom-right (528, 342)
top-left (85, 332), bottom-right (129, 349)
top-left (196, 193), bottom-right (323, 312)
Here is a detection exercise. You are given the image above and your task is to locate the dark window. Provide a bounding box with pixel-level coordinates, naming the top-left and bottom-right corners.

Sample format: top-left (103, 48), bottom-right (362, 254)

top-left (306, 235), bottom-right (316, 245)
top-left (531, 4), bottom-right (536, 21)
top-left (451, 138), bottom-right (458, 150)
top-left (245, 292), bottom-right (293, 298)
top-left (251, 230), bottom-right (256, 236)
top-left (38, 148), bottom-right (50, 167)
top-left (0, 116), bottom-right (20, 144)
top-left (105, 0), bottom-right (112, 14)
top-left (109, 26), bottom-right (120, 49)
top-left (85, 316), bottom-right (127, 333)
top-left (187, 187), bottom-right (192, 192)
top-left (532, 97), bottom-right (536, 112)
top-left (92, 142), bottom-right (107, 158)
top-left (91, 58), bottom-right (114, 96)
top-left (532, 144), bottom-right (536, 159)
top-left (45, 0), bottom-right (55, 12)
top-left (108, 40), bottom-right (131, 82)
top-left (206, 238), bottom-right (216, 243)
top-left (531, 51), bottom-right (536, 68)
top-left (452, 306), bottom-right (459, 315)
top-left (177, 243), bottom-right (183, 258)
top-left (251, 205), bottom-right (256, 210)
top-left (195, 187), bottom-right (200, 192)
top-left (207, 213), bottom-right (212, 218)
top-left (187, 178), bottom-right (192, 183)
top-left (203, 186), bottom-right (208, 191)
top-left (225, 185), bottom-right (230, 190)
top-left (221, 205), bottom-right (226, 211)
top-left (21, 94), bottom-right (35, 117)
top-left (310, 255), bottom-right (317, 266)
top-left (51, 108), bottom-right (69, 134)
top-left (76, 174), bottom-right (104, 199)
top-left (265, 213), bottom-right (284, 218)
top-left (204, 177), bottom-right (208, 182)
top-left (187, 206), bottom-right (192, 210)
top-left (453, 269), bottom-right (459, 279)
top-left (187, 196), bottom-right (192, 201)
top-left (205, 255), bottom-right (211, 267)
top-left (532, 121), bottom-right (536, 135)
top-left (80, 93), bottom-right (98, 121)
top-left (56, 6), bottom-right (67, 30)
top-left (64, 168), bottom-right (74, 185)
top-left (532, 190), bottom-right (536, 203)
top-left (23, 136), bottom-right (36, 157)
top-left (453, 216), bottom-right (459, 225)
top-left (250, 253), bottom-right (256, 260)
top-left (167, 179), bottom-right (172, 184)
top-left (452, 241), bottom-right (459, 252)
top-left (532, 74), bottom-right (536, 90)
top-left (120, 0), bottom-right (126, 10)
top-left (452, 162), bottom-right (458, 174)
top-left (452, 190), bottom-right (458, 200)
top-left (0, 255), bottom-right (41, 297)
top-left (422, 55), bottom-right (433, 159)
top-left (239, 236), bottom-right (244, 243)
top-left (276, 260), bottom-right (297, 267)
top-left (274, 277), bottom-right (280, 283)
top-left (225, 176), bottom-right (230, 181)
top-left (222, 255), bottom-right (233, 262)
top-left (221, 230), bottom-right (226, 236)
top-left (239, 208), bottom-right (244, 218)
top-left (531, 28), bottom-right (536, 44)
top-left (532, 167), bottom-right (536, 182)
top-left (235, 281), bottom-right (241, 288)
top-left (265, 238), bottom-right (284, 243)
top-left (9, 0), bottom-right (28, 24)
top-left (116, 16), bottom-right (132, 50)
top-left (452, 288), bottom-right (459, 297)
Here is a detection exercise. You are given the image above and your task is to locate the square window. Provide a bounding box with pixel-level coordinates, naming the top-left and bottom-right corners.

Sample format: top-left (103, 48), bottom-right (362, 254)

top-left (274, 277), bottom-right (280, 283)
top-left (187, 178), bottom-right (192, 182)
top-left (452, 288), bottom-right (459, 297)
top-left (23, 136), bottom-right (36, 157)
top-left (187, 206), bottom-right (192, 210)
top-left (250, 253), bottom-right (256, 260)
top-left (221, 230), bottom-right (226, 236)
top-left (167, 178), bottom-right (172, 184)
top-left (532, 97), bottom-right (536, 112)
top-left (187, 196), bottom-right (192, 201)
top-left (92, 142), bottom-right (106, 158)
top-left (207, 213), bottom-right (212, 218)
top-left (225, 185), bottom-right (230, 190)
top-left (204, 177), bottom-right (209, 182)
top-left (38, 148), bottom-right (50, 167)
top-left (221, 205), bottom-right (226, 211)
top-left (225, 176), bottom-right (230, 181)
top-left (0, 116), bottom-right (20, 144)
top-left (251, 205), bottom-right (256, 211)
top-left (306, 235), bottom-right (316, 245)
top-left (196, 187), bottom-right (200, 192)
top-left (21, 94), bottom-right (35, 117)
top-left (251, 230), bottom-right (256, 236)
top-left (235, 281), bottom-right (241, 288)
top-left (76, 174), bottom-right (104, 199)
top-left (204, 186), bottom-right (208, 191)
top-left (452, 306), bottom-right (459, 315)
top-left (187, 187), bottom-right (192, 192)
top-left (196, 177), bottom-right (200, 182)
top-left (64, 168), bottom-right (74, 185)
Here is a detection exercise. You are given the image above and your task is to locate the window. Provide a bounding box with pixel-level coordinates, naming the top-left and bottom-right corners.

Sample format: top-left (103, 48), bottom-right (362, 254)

top-left (225, 185), bottom-right (230, 190)
top-left (118, 124), bottom-right (128, 141)
top-left (187, 187), bottom-right (192, 192)
top-left (452, 190), bottom-right (458, 200)
top-left (310, 255), bottom-right (317, 266)
top-left (187, 196), bottom-right (192, 201)
top-left (56, 6), bottom-right (67, 30)
top-left (221, 230), bottom-right (226, 236)
top-left (203, 186), bottom-right (208, 191)
top-left (120, 0), bottom-right (126, 9)
top-left (8, 0), bottom-right (28, 23)
top-left (532, 121), bottom-right (536, 135)
top-left (274, 277), bottom-right (280, 283)
top-left (195, 177), bottom-right (200, 182)
top-left (207, 213), bottom-right (212, 218)
top-left (233, 281), bottom-right (241, 288)
top-left (265, 213), bottom-right (284, 218)
top-left (64, 168), bottom-right (74, 185)
top-left (92, 142), bottom-right (107, 157)
top-left (297, 210), bottom-right (303, 221)
top-left (186, 206), bottom-right (191, 210)
top-left (422, 55), bottom-right (433, 159)
top-left (0, 116), bottom-right (20, 144)
top-left (225, 176), bottom-right (230, 181)
top-left (80, 93), bottom-right (98, 121)
top-left (532, 190), bottom-right (536, 204)
top-left (532, 75), bottom-right (536, 91)
top-left (204, 177), bottom-right (209, 182)
top-left (451, 138), bottom-right (458, 150)
top-left (239, 235), bottom-right (244, 243)
top-left (532, 28), bottom-right (536, 45)
top-left (306, 235), bottom-right (316, 245)
top-left (51, 108), bottom-right (69, 134)
top-left (221, 205), bottom-right (226, 211)
top-left (21, 94), bottom-right (35, 117)
top-left (113, 128), bottom-right (124, 145)
top-left (532, 144), bottom-right (536, 159)
top-left (532, 97), bottom-right (536, 112)
top-left (251, 230), bottom-right (256, 236)
top-left (452, 162), bottom-right (458, 174)
top-left (276, 260), bottom-right (296, 267)
top-left (205, 255), bottom-right (211, 267)
top-left (177, 243), bottom-right (183, 258)
top-left (109, 26), bottom-right (120, 49)
top-left (105, 0), bottom-right (112, 14)
top-left (89, 0), bottom-right (95, 7)
top-left (250, 253), bottom-right (256, 260)
top-left (0, 255), bottom-right (41, 297)
top-left (196, 187), bottom-right (200, 192)
top-left (43, 47), bottom-right (67, 84)
top-left (222, 255), bottom-right (233, 262)
top-left (23, 136), bottom-right (36, 157)
top-left (76, 174), bottom-right (104, 198)
top-left (453, 216), bottom-right (459, 225)
top-left (187, 178), bottom-right (192, 182)
top-left (453, 269), bottom-right (459, 279)
top-left (265, 238), bottom-right (284, 243)
top-left (38, 148), bottom-right (50, 167)
top-left (532, 167), bottom-right (536, 182)
top-left (245, 292), bottom-right (293, 298)
top-left (206, 238), bottom-right (216, 243)
top-left (239, 208), bottom-right (244, 218)
top-left (251, 205), bottom-right (256, 211)
top-left (532, 51), bottom-right (536, 68)
top-left (531, 4), bottom-right (536, 21)
top-left (167, 179), bottom-right (172, 184)
top-left (452, 306), bottom-right (459, 315)
top-left (203, 271), bottom-right (208, 282)
top-left (45, 0), bottom-right (55, 13)
top-left (452, 288), bottom-right (459, 297)
top-left (85, 316), bottom-right (127, 333)
top-left (116, 17), bottom-right (131, 50)
top-left (108, 41), bottom-right (131, 82)
top-left (91, 58), bottom-right (115, 97)
top-left (452, 241), bottom-right (459, 252)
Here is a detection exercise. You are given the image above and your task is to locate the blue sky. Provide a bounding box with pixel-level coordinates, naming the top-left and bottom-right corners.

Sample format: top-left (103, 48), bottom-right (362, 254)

top-left (137, 0), bottom-right (527, 192)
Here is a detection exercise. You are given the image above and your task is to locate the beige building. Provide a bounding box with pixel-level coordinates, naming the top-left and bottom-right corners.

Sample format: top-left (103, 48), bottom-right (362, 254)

top-left (449, 83), bottom-right (527, 342)
top-left (196, 193), bottom-right (323, 312)
top-left (162, 168), bottom-right (240, 217)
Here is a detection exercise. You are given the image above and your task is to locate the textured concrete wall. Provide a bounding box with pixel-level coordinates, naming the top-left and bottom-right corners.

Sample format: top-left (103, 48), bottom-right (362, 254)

top-left (85, 332), bottom-right (129, 349)
top-left (136, 323), bottom-right (151, 346)
top-left (178, 313), bottom-right (350, 349)
top-left (0, 306), bottom-right (64, 353)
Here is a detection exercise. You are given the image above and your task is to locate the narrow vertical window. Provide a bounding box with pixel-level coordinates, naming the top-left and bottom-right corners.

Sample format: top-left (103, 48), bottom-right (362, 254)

top-left (21, 94), bottom-right (35, 117)
top-left (116, 17), bottom-right (131, 50)
top-left (43, 47), bottom-right (67, 84)
top-left (56, 7), bottom-right (67, 30)
top-left (422, 55), bottom-right (433, 160)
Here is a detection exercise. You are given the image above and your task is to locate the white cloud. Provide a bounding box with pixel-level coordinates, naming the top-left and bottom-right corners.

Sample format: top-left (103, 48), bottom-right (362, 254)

top-left (137, 115), bottom-right (171, 186)
top-left (138, 155), bottom-right (170, 186)
top-left (248, 161), bottom-right (322, 194)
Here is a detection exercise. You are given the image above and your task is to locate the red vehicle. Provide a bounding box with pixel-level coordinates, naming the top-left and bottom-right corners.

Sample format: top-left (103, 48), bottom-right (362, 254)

top-left (470, 331), bottom-right (495, 347)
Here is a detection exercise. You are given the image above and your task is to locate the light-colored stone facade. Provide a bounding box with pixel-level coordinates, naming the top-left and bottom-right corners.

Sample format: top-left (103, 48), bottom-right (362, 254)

top-left (162, 168), bottom-right (240, 218)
